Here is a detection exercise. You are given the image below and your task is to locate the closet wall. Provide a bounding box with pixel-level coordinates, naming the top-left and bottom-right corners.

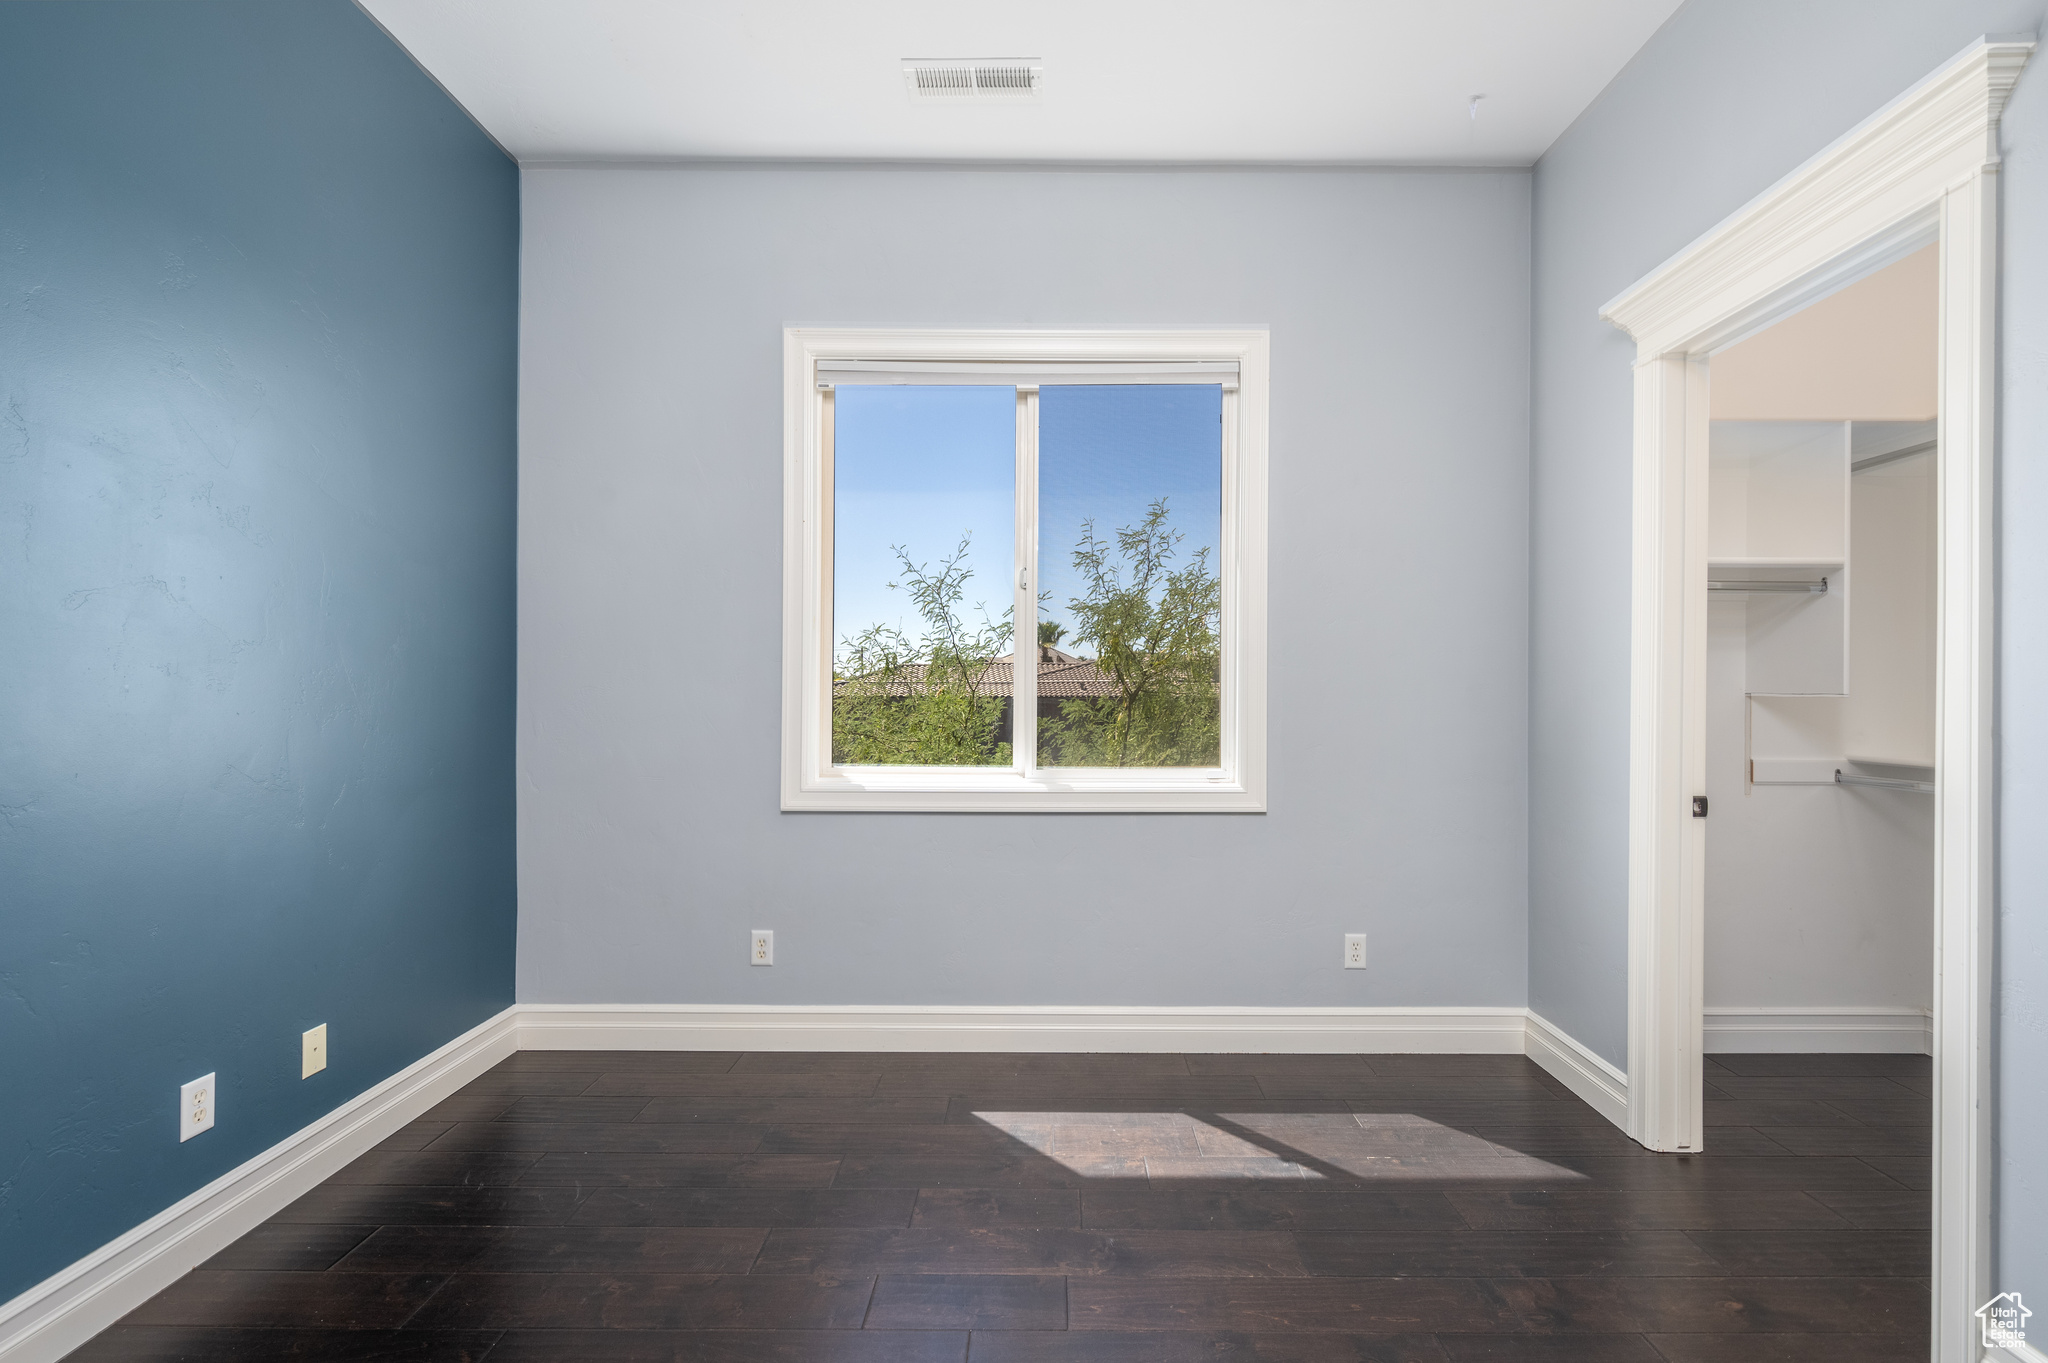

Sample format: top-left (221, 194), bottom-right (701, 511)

top-left (1702, 248), bottom-right (1937, 1049)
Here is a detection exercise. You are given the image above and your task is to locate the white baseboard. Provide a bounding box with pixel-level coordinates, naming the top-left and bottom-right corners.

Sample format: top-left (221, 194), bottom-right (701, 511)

top-left (1523, 1010), bottom-right (1630, 1132)
top-left (0, 1006), bottom-right (519, 1363)
top-left (516, 1003), bottom-right (1533, 1054)
top-left (1703, 1006), bottom-right (1932, 1054)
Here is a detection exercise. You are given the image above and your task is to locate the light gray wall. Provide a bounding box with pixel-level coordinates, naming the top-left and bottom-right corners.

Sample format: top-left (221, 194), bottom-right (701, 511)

top-left (519, 164), bottom-right (1532, 1010)
top-left (1529, 0), bottom-right (2046, 1307)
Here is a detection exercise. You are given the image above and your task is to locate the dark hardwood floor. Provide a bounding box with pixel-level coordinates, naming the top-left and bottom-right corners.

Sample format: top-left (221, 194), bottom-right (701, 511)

top-left (67, 1050), bottom-right (1932, 1361)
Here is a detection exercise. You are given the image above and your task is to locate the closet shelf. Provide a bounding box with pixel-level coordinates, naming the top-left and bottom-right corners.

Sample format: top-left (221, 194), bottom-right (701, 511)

top-left (1844, 757), bottom-right (1935, 779)
top-left (1708, 557), bottom-right (1839, 595)
top-left (1711, 579), bottom-right (1827, 594)
top-left (1708, 557), bottom-right (1840, 579)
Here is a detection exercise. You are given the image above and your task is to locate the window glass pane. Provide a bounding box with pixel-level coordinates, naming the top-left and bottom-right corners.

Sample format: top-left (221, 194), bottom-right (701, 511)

top-left (833, 385), bottom-right (1017, 766)
top-left (1036, 384), bottom-right (1223, 768)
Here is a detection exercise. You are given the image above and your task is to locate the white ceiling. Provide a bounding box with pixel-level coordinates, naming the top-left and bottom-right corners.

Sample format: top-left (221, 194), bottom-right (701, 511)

top-left (361, 0), bottom-right (1683, 166)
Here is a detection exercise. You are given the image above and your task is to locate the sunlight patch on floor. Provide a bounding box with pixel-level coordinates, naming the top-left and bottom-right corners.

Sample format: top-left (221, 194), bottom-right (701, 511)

top-left (969, 1110), bottom-right (1589, 1182)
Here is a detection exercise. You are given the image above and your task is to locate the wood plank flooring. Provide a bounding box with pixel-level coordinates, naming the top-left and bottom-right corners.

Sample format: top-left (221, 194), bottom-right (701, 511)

top-left (66, 1051), bottom-right (1931, 1361)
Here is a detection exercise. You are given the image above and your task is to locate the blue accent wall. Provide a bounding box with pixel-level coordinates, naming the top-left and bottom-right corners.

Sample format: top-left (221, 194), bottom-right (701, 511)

top-left (0, 1), bottom-right (518, 1299)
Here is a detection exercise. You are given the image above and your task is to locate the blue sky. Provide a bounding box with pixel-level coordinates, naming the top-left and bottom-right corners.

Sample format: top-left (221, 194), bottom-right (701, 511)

top-left (833, 384), bottom-right (1221, 661)
top-left (834, 386), bottom-right (1015, 660)
top-left (1038, 384), bottom-right (1221, 650)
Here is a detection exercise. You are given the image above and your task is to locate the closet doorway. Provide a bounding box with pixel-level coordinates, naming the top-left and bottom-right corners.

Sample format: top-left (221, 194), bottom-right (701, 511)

top-left (1702, 247), bottom-right (1937, 1063)
top-left (1599, 37), bottom-right (2027, 1361)
top-left (1693, 253), bottom-right (1939, 1336)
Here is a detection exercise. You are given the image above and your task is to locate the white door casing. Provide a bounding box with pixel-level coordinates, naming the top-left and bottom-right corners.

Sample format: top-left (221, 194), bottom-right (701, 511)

top-left (1599, 36), bottom-right (2029, 1363)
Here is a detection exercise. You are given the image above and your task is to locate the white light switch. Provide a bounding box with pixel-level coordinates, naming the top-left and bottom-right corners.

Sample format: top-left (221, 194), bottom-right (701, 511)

top-left (302, 1024), bottom-right (328, 1078)
top-left (1344, 934), bottom-right (1368, 969)
top-left (751, 930), bottom-right (773, 966)
top-left (180, 1073), bottom-right (216, 1141)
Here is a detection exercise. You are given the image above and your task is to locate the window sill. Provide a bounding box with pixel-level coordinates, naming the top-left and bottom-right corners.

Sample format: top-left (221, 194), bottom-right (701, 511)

top-left (783, 768), bottom-right (1264, 813)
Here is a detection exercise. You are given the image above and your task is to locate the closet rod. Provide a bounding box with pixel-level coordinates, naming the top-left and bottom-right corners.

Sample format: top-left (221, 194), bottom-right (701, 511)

top-left (1708, 578), bottom-right (1828, 594)
top-left (1851, 438), bottom-right (1936, 473)
top-left (1835, 768), bottom-right (1935, 794)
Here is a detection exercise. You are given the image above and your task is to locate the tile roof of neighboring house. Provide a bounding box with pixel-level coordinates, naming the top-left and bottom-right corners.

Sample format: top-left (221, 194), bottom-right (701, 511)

top-left (835, 645), bottom-right (1120, 699)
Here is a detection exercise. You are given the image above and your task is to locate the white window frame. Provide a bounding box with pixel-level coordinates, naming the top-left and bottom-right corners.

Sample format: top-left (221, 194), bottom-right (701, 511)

top-left (781, 327), bottom-right (1269, 812)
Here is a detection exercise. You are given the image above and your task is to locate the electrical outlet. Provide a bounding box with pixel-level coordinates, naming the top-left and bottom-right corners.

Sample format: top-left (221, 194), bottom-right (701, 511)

top-left (1344, 934), bottom-right (1368, 970)
top-left (302, 1024), bottom-right (328, 1078)
top-left (751, 929), bottom-right (774, 966)
top-left (180, 1073), bottom-right (216, 1141)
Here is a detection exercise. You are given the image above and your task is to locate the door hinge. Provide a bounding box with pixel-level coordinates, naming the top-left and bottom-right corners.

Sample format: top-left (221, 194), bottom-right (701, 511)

top-left (1692, 796), bottom-right (1709, 818)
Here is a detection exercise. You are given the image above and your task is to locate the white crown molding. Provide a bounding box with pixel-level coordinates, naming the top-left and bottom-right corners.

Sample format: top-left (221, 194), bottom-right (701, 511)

top-left (517, 1003), bottom-right (1530, 1054)
top-left (1601, 36), bottom-right (2033, 361)
top-left (0, 1007), bottom-right (519, 1363)
top-left (1703, 1006), bottom-right (1932, 1055)
top-left (1524, 1011), bottom-right (1629, 1131)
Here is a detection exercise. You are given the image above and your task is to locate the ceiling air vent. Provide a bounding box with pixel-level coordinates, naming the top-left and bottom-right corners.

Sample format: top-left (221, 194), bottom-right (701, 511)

top-left (902, 58), bottom-right (1044, 101)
